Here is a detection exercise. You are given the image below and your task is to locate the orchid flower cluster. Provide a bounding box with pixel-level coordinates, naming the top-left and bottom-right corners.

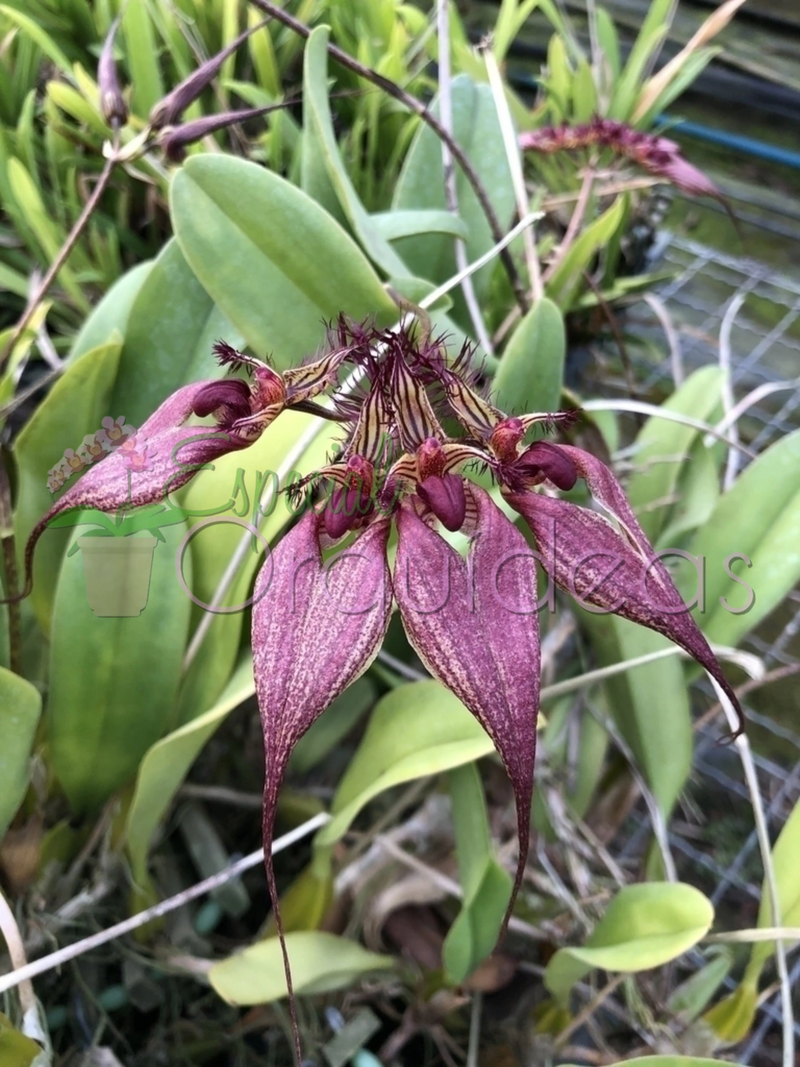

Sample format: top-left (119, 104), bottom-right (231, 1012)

top-left (20, 316), bottom-right (742, 1054)
top-left (519, 117), bottom-right (722, 200)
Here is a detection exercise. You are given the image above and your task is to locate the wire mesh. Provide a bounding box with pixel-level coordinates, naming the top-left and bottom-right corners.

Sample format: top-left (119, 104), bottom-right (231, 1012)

top-left (586, 230), bottom-right (800, 1065)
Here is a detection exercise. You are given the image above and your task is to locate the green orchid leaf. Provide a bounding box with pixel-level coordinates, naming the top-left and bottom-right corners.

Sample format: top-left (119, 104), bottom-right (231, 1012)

top-left (316, 681), bottom-right (494, 848)
top-left (111, 238), bottom-right (244, 427)
top-left (174, 409), bottom-right (333, 725)
top-left (302, 27), bottom-right (407, 275)
top-left (126, 656), bottom-right (255, 885)
top-left (545, 882), bottom-right (714, 1005)
top-left (746, 795), bottom-right (800, 983)
top-left (0, 667), bottom-right (42, 840)
top-left (209, 932), bottom-right (393, 1006)
top-left (494, 296), bottom-right (565, 415)
top-left (122, 0), bottom-right (164, 117)
top-left (171, 155), bottom-right (397, 369)
top-left (443, 763), bottom-right (512, 984)
top-left (48, 522), bottom-right (191, 814)
top-left (545, 196), bottom-right (626, 311)
top-left (68, 263), bottom-right (153, 364)
top-left (392, 74), bottom-right (515, 331)
top-left (370, 209), bottom-right (469, 243)
top-left (580, 611), bottom-right (692, 819)
top-left (625, 365), bottom-right (724, 543)
top-left (681, 428), bottom-right (800, 647)
top-left (14, 340), bottom-right (122, 632)
top-left (0, 1011), bottom-right (44, 1067)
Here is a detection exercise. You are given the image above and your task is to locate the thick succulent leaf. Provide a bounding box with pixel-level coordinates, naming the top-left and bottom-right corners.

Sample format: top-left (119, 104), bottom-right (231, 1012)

top-left (393, 487), bottom-right (540, 922)
top-left (507, 446), bottom-right (742, 730)
top-left (253, 511), bottom-right (392, 858)
top-left (21, 381), bottom-right (250, 595)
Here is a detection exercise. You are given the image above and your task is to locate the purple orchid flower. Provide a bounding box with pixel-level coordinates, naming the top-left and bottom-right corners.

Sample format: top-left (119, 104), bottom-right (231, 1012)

top-left (13, 317), bottom-right (743, 1065)
top-left (247, 322), bottom-right (742, 1058)
top-left (519, 117), bottom-right (722, 201)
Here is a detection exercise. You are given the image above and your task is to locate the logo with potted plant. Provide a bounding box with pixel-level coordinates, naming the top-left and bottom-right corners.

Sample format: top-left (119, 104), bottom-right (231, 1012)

top-left (46, 418), bottom-right (186, 617)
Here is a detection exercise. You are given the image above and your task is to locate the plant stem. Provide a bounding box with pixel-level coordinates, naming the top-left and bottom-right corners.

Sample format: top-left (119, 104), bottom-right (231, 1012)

top-left (246, 0), bottom-right (529, 313)
top-left (0, 148), bottom-right (118, 371)
top-left (0, 453), bottom-right (22, 675)
top-left (0, 886), bottom-right (35, 1014)
top-left (542, 166), bottom-right (594, 285)
top-left (554, 973), bottom-right (627, 1050)
top-left (711, 678), bottom-right (794, 1067)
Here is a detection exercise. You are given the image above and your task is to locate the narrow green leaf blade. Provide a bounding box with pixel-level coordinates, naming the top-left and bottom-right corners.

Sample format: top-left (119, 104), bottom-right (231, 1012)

top-left (302, 27), bottom-right (407, 275)
top-left (682, 429), bottom-right (800, 645)
top-left (14, 340), bottom-right (122, 632)
top-left (126, 657), bottom-right (255, 883)
top-left (392, 74), bottom-right (515, 330)
top-left (625, 366), bottom-right (724, 542)
top-left (443, 764), bottom-right (512, 984)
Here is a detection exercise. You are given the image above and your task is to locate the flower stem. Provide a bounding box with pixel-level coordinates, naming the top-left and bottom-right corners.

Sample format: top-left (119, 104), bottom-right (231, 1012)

top-left (0, 144), bottom-right (118, 371)
top-left (0, 452), bottom-right (22, 675)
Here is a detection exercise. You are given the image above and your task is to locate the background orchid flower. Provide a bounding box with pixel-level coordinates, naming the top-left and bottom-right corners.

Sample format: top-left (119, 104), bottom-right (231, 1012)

top-left (519, 117), bottom-right (723, 201)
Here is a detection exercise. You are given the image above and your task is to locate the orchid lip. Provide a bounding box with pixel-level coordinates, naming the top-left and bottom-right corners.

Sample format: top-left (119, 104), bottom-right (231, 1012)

top-left (416, 474), bottom-right (467, 532)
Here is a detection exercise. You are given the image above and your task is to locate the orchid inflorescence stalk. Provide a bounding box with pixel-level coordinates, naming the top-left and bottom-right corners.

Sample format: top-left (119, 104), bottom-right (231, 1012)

top-left (15, 315), bottom-right (743, 1063)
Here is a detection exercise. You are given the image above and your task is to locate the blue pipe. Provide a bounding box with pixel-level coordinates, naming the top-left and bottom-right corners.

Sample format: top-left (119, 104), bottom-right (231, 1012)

top-left (657, 116), bottom-right (800, 171)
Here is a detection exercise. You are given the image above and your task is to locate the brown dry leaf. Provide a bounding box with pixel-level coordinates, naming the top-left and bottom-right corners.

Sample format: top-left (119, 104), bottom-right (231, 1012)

top-left (383, 905), bottom-right (445, 972)
top-left (0, 815), bottom-right (42, 894)
top-left (364, 868), bottom-right (448, 948)
top-left (585, 769), bottom-right (641, 844)
top-left (482, 1047), bottom-right (524, 1067)
top-left (463, 951), bottom-right (518, 993)
top-left (633, 0), bottom-right (748, 121)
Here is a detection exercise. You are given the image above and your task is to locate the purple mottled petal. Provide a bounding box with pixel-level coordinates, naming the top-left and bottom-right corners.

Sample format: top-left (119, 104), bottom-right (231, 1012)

top-left (160, 105), bottom-right (283, 162)
top-left (416, 474), bottom-right (467, 532)
top-left (252, 510), bottom-right (391, 1012)
top-left (253, 512), bottom-right (392, 860)
top-left (149, 19), bottom-right (268, 129)
top-left (21, 381), bottom-right (250, 596)
top-left (394, 487), bottom-right (541, 925)
top-left (507, 469), bottom-right (744, 732)
top-left (98, 18), bottom-right (127, 127)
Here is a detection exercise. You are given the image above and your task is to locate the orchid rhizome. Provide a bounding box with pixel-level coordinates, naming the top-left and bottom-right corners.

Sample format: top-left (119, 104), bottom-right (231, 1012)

top-left (21, 315), bottom-right (743, 1064)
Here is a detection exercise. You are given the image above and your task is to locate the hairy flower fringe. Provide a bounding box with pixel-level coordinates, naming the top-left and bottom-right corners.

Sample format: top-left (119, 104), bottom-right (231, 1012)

top-left (519, 116), bottom-right (722, 200)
